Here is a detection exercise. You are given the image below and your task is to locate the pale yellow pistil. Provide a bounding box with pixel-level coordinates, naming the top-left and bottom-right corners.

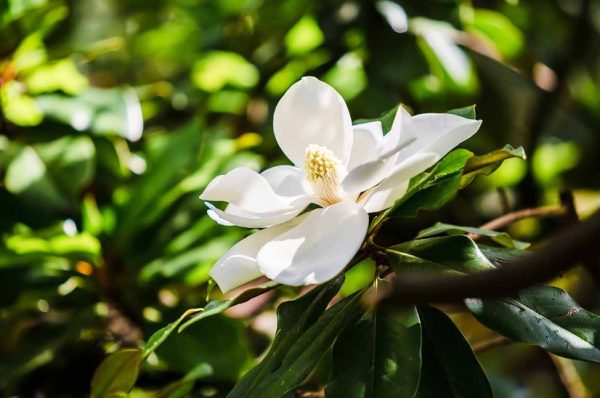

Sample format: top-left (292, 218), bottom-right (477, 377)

top-left (304, 144), bottom-right (344, 205)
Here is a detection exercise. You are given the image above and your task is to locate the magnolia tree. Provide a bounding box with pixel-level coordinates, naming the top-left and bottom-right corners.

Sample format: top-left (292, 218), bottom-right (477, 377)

top-left (91, 77), bottom-right (600, 397)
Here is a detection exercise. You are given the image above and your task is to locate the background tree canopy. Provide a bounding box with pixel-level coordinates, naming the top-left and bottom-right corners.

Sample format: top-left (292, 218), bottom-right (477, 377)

top-left (1, 0), bottom-right (600, 397)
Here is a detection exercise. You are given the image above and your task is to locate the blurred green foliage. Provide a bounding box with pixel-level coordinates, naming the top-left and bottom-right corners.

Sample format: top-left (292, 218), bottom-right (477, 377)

top-left (1, 0), bottom-right (600, 397)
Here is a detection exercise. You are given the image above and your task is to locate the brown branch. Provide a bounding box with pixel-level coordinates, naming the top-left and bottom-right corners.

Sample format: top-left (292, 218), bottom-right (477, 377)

top-left (467, 205), bottom-right (566, 240)
top-left (377, 210), bottom-right (600, 305)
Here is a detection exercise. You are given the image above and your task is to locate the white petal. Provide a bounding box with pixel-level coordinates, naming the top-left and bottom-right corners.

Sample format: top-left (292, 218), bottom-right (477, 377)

top-left (209, 218), bottom-right (303, 293)
top-left (411, 113), bottom-right (481, 159)
top-left (256, 200), bottom-right (368, 286)
top-left (359, 180), bottom-right (410, 214)
top-left (341, 112), bottom-right (416, 195)
top-left (273, 77), bottom-right (353, 167)
top-left (201, 167), bottom-right (294, 213)
top-left (347, 121), bottom-right (384, 170)
top-left (381, 105), bottom-right (414, 158)
top-left (207, 202), bottom-right (308, 229)
top-left (359, 152), bottom-right (439, 213)
top-left (261, 165), bottom-right (312, 198)
top-left (340, 154), bottom-right (397, 195)
top-left (388, 110), bottom-right (482, 161)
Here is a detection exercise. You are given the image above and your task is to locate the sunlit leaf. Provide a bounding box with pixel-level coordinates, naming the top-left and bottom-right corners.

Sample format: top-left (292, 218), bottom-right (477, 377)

top-left (388, 235), bottom-right (495, 275)
top-left (416, 222), bottom-right (530, 250)
top-left (461, 145), bottom-right (526, 188)
top-left (285, 15), bottom-right (324, 55)
top-left (466, 286), bottom-right (600, 363)
top-left (90, 349), bottom-right (144, 398)
top-left (191, 51), bottom-right (259, 92)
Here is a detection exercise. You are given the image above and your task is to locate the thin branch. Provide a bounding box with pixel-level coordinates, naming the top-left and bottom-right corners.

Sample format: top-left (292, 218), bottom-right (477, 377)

top-left (550, 354), bottom-right (591, 398)
top-left (467, 205), bottom-right (566, 240)
top-left (377, 210), bottom-right (600, 305)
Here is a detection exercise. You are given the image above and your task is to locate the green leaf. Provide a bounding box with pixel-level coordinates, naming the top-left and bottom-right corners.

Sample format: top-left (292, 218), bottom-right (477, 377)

top-left (179, 280), bottom-right (278, 332)
top-left (144, 281), bottom-right (277, 358)
top-left (465, 9), bottom-right (524, 59)
top-left (326, 298), bottom-right (421, 398)
top-left (192, 51), bottom-right (259, 92)
top-left (417, 306), bottom-right (492, 398)
top-left (153, 364), bottom-right (213, 398)
top-left (285, 15), bottom-right (324, 56)
top-left (143, 308), bottom-right (204, 357)
top-left (228, 276), bottom-right (344, 397)
top-left (36, 87), bottom-right (143, 140)
top-left (5, 146), bottom-right (70, 209)
top-left (447, 105), bottom-right (476, 120)
top-left (388, 235), bottom-right (495, 275)
top-left (4, 135), bottom-right (95, 210)
top-left (248, 290), bottom-right (364, 397)
top-left (466, 285), bottom-right (600, 362)
top-left (156, 315), bottom-right (252, 381)
top-left (115, 121), bottom-right (204, 243)
top-left (461, 145), bottom-right (526, 188)
top-left (390, 149), bottom-right (474, 218)
top-left (416, 222), bottom-right (530, 250)
top-left (90, 348), bottom-right (144, 398)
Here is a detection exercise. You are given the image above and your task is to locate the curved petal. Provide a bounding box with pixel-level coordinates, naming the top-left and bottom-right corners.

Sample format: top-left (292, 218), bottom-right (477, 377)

top-left (387, 110), bottom-right (482, 162)
top-left (341, 133), bottom-right (418, 195)
top-left (201, 167), bottom-right (295, 213)
top-left (359, 152), bottom-right (439, 213)
top-left (381, 105), bottom-right (414, 158)
top-left (273, 77), bottom-right (353, 167)
top-left (359, 180), bottom-right (409, 214)
top-left (412, 113), bottom-right (481, 159)
top-left (340, 154), bottom-right (397, 195)
top-left (347, 121), bottom-right (384, 170)
top-left (261, 165), bottom-right (312, 198)
top-left (256, 200), bottom-right (368, 286)
top-left (207, 202), bottom-right (309, 228)
top-left (209, 217), bottom-right (304, 293)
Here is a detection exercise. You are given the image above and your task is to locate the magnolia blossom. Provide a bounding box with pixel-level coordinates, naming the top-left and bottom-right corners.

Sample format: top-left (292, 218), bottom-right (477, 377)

top-left (200, 77), bottom-right (481, 292)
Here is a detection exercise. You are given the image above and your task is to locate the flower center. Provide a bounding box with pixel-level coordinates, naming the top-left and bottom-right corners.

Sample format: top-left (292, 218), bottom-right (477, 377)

top-left (304, 144), bottom-right (345, 206)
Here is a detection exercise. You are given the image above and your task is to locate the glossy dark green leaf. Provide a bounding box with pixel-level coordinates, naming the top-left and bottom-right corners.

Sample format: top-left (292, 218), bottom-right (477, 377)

top-left (461, 145), bottom-right (526, 188)
top-left (466, 285), bottom-right (600, 362)
top-left (228, 276), bottom-right (344, 397)
top-left (326, 301), bottom-right (421, 398)
top-left (388, 235), bottom-right (495, 275)
top-left (417, 306), bottom-right (492, 398)
top-left (248, 290), bottom-right (364, 397)
top-left (416, 222), bottom-right (530, 250)
top-left (90, 348), bottom-right (144, 398)
top-left (390, 149), bottom-right (473, 218)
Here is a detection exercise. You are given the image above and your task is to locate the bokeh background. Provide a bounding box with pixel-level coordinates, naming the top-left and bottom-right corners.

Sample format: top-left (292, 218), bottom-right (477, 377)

top-left (1, 0), bottom-right (600, 396)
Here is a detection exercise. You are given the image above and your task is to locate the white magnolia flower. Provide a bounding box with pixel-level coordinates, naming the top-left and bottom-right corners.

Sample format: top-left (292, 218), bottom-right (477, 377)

top-left (200, 76), bottom-right (481, 292)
